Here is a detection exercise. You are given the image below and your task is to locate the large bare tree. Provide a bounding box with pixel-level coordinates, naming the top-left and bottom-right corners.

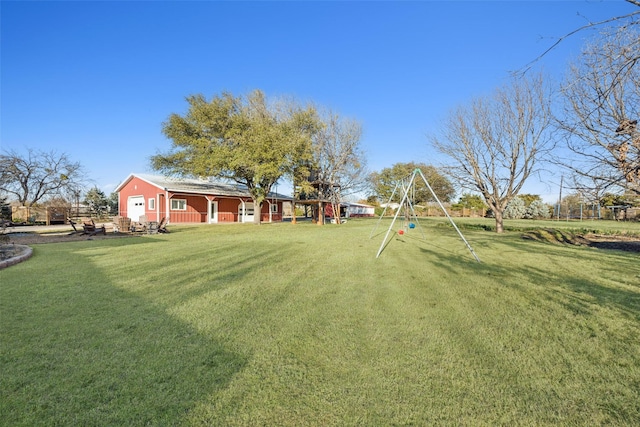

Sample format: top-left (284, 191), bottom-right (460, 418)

top-left (556, 25), bottom-right (640, 198)
top-left (308, 109), bottom-right (368, 224)
top-left (0, 149), bottom-right (86, 207)
top-left (430, 74), bottom-right (554, 233)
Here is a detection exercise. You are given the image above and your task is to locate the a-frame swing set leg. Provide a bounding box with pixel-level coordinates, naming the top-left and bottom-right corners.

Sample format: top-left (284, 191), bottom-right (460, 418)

top-left (370, 177), bottom-right (425, 239)
top-left (369, 180), bottom-right (401, 239)
top-left (375, 177), bottom-right (414, 258)
top-left (373, 168), bottom-right (480, 262)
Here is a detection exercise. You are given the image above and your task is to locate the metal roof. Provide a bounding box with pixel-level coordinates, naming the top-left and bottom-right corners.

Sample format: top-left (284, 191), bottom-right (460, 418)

top-left (118, 173), bottom-right (293, 200)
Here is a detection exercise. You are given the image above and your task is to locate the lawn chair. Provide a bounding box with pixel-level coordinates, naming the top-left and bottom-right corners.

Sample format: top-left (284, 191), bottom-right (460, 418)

top-left (82, 218), bottom-right (106, 235)
top-left (67, 217), bottom-right (83, 235)
top-left (157, 217), bottom-right (169, 233)
top-left (112, 216), bottom-right (121, 233)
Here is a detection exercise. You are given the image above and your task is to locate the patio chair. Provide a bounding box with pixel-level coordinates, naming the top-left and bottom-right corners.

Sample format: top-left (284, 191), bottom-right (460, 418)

top-left (158, 217), bottom-right (169, 233)
top-left (68, 217), bottom-right (79, 234)
top-left (82, 218), bottom-right (106, 235)
top-left (112, 216), bottom-right (121, 233)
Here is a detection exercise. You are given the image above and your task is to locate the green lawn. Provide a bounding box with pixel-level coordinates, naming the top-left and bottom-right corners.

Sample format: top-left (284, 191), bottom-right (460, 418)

top-left (1, 218), bottom-right (639, 425)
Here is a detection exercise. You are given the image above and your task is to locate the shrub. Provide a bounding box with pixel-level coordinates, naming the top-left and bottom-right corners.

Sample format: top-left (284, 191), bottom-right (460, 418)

top-left (504, 197), bottom-right (526, 219)
top-left (525, 200), bottom-right (551, 219)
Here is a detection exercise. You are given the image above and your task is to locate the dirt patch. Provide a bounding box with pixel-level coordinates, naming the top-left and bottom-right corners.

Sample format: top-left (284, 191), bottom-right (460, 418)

top-left (582, 233), bottom-right (640, 252)
top-left (522, 229), bottom-right (640, 253)
top-left (0, 231), bottom-right (143, 269)
top-left (4, 232), bottom-right (140, 246)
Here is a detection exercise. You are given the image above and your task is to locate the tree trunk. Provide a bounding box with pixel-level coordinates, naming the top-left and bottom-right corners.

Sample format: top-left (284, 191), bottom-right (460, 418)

top-left (494, 208), bottom-right (504, 233)
top-left (291, 200), bottom-right (297, 224)
top-left (317, 201), bottom-right (324, 225)
top-left (253, 197), bottom-right (263, 225)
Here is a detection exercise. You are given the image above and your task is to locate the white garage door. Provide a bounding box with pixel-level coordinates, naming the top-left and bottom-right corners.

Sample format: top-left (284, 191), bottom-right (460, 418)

top-left (239, 202), bottom-right (254, 223)
top-left (128, 196), bottom-right (145, 221)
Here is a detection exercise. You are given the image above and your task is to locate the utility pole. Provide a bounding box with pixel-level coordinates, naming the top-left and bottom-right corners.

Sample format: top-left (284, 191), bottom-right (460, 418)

top-left (556, 175), bottom-right (563, 221)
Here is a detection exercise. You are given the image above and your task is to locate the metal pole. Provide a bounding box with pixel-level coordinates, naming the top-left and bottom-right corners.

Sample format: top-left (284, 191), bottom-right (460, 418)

top-left (376, 177), bottom-right (412, 258)
top-left (415, 168), bottom-right (480, 262)
top-left (556, 175), bottom-right (563, 221)
top-left (370, 181), bottom-right (401, 239)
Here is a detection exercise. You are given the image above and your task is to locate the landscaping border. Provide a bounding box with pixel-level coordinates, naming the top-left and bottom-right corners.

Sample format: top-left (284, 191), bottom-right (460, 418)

top-left (0, 245), bottom-right (33, 269)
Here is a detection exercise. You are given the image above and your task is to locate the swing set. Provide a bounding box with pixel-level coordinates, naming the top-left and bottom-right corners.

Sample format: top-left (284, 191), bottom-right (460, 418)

top-left (370, 168), bottom-right (480, 262)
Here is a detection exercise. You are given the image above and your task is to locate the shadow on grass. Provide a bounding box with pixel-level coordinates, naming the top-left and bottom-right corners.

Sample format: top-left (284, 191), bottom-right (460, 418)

top-left (410, 229), bottom-right (639, 324)
top-left (504, 238), bottom-right (640, 323)
top-left (373, 223), bottom-right (481, 262)
top-left (90, 238), bottom-right (295, 310)
top-left (0, 241), bottom-right (248, 426)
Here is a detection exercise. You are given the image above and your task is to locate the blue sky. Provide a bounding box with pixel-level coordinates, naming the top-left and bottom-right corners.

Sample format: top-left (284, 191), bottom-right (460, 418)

top-left (1, 0), bottom-right (635, 203)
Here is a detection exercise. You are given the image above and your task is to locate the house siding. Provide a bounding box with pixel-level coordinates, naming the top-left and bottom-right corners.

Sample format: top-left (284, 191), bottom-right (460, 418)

top-left (118, 176), bottom-right (162, 222)
top-left (218, 198), bottom-right (240, 222)
top-left (262, 200), bottom-right (283, 222)
top-left (117, 174), bottom-right (290, 224)
top-left (168, 194), bottom-right (208, 223)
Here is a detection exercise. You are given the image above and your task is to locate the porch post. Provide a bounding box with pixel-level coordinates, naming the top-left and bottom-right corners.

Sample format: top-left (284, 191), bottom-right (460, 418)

top-left (318, 201), bottom-right (324, 225)
top-left (165, 190), bottom-right (171, 223)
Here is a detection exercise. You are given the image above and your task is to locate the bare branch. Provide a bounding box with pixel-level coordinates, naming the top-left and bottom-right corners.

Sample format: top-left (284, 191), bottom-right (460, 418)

top-left (518, 3), bottom-right (640, 74)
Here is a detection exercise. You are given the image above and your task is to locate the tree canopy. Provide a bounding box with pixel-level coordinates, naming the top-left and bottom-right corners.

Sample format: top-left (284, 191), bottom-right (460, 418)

top-left (151, 90), bottom-right (320, 223)
top-left (452, 193), bottom-right (487, 210)
top-left (369, 162), bottom-right (455, 205)
top-left (84, 187), bottom-right (109, 217)
top-left (0, 149), bottom-right (86, 207)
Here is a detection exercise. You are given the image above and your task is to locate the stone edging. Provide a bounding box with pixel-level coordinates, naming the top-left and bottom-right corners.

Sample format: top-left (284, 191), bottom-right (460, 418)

top-left (0, 245), bottom-right (33, 269)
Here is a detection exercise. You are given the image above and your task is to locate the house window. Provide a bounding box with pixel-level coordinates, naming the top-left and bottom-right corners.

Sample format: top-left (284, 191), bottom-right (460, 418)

top-left (171, 199), bottom-right (187, 210)
top-left (239, 202), bottom-right (254, 215)
top-left (271, 203), bottom-right (278, 213)
top-left (149, 198), bottom-right (155, 210)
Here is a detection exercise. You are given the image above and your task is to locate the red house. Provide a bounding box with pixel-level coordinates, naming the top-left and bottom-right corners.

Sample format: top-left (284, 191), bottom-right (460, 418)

top-left (115, 173), bottom-right (293, 224)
